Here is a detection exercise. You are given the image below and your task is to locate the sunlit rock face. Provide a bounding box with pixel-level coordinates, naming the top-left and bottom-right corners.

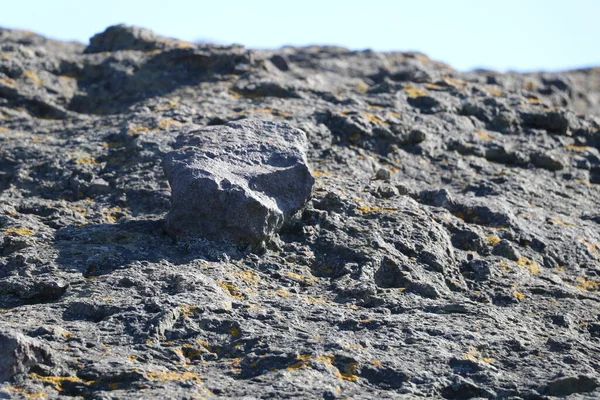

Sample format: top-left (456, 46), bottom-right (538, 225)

top-left (0, 24), bottom-right (599, 398)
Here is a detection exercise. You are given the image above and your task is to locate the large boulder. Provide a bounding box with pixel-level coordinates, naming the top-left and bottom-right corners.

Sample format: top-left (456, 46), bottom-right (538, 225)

top-left (163, 119), bottom-right (314, 244)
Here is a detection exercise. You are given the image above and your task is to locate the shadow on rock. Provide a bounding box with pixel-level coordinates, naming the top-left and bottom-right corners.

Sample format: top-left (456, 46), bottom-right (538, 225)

top-left (53, 219), bottom-right (246, 279)
top-left (68, 46), bottom-right (251, 115)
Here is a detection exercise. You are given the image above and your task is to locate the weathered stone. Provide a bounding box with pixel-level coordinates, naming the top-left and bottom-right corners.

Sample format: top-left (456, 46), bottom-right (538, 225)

top-left (163, 119), bottom-right (314, 244)
top-left (543, 375), bottom-right (599, 397)
top-left (530, 151), bottom-right (566, 171)
top-left (492, 239), bottom-right (521, 261)
top-left (85, 24), bottom-right (174, 53)
top-left (0, 328), bottom-right (52, 381)
top-left (3, 24), bottom-right (600, 399)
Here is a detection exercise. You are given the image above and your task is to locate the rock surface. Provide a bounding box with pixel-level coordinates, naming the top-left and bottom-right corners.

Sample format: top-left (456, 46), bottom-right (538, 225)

top-left (163, 119), bottom-right (314, 244)
top-left (0, 24), bottom-right (600, 399)
top-left (0, 328), bottom-right (54, 381)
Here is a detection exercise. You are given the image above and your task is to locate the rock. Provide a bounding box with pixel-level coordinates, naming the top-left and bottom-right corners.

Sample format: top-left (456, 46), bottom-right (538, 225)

top-left (3, 24), bottom-right (600, 399)
top-left (521, 110), bottom-right (573, 134)
top-left (543, 375), bottom-right (599, 397)
top-left (407, 95), bottom-right (445, 114)
top-left (530, 151), bottom-right (566, 171)
top-left (492, 239), bottom-right (521, 261)
top-left (163, 119), bottom-right (314, 244)
top-left (0, 328), bottom-right (53, 381)
top-left (85, 24), bottom-right (176, 53)
top-left (269, 54), bottom-right (290, 72)
top-left (375, 168), bottom-right (391, 180)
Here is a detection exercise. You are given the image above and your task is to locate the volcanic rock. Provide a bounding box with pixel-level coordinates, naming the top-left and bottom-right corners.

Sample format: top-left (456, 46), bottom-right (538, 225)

top-left (0, 328), bottom-right (54, 381)
top-left (1, 24), bottom-right (600, 399)
top-left (163, 119), bottom-right (314, 244)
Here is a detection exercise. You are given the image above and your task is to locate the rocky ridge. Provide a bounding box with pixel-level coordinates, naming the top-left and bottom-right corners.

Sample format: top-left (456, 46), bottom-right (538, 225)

top-left (0, 24), bottom-right (599, 399)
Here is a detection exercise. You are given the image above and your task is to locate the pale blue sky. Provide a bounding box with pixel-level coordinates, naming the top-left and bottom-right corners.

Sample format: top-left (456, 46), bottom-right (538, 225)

top-left (1, 0), bottom-right (598, 72)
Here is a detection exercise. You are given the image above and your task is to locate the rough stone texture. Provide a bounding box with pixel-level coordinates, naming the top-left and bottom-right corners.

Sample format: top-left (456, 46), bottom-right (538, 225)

top-left (163, 119), bottom-right (314, 244)
top-left (0, 24), bottom-right (600, 398)
top-left (0, 328), bottom-right (53, 381)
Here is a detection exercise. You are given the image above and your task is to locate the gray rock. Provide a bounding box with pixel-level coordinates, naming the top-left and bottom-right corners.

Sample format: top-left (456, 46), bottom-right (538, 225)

top-left (3, 24), bottom-right (600, 399)
top-left (543, 375), bottom-right (599, 397)
top-left (492, 239), bottom-right (521, 261)
top-left (163, 119), bottom-right (314, 244)
top-left (530, 151), bottom-right (566, 171)
top-left (85, 24), bottom-right (177, 53)
top-left (0, 328), bottom-right (52, 381)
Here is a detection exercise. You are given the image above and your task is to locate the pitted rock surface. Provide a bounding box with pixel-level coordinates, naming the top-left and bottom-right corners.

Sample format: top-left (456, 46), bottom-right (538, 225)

top-left (0, 24), bottom-right (600, 399)
top-left (164, 119), bottom-right (314, 244)
top-left (0, 328), bottom-right (54, 381)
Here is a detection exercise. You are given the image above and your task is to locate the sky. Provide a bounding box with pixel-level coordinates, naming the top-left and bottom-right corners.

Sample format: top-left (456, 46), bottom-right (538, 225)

top-left (1, 0), bottom-right (598, 72)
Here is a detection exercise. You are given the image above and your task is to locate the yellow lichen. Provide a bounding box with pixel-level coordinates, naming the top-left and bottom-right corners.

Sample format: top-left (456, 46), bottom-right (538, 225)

top-left (403, 85), bottom-right (428, 98)
top-left (180, 305), bottom-right (201, 317)
top-left (217, 280), bottom-right (245, 299)
top-left (547, 217), bottom-right (575, 227)
top-left (356, 204), bottom-right (398, 214)
top-left (275, 289), bottom-right (292, 297)
top-left (516, 257), bottom-right (540, 274)
top-left (154, 101), bottom-right (179, 111)
top-left (356, 81), bottom-right (369, 93)
top-left (0, 76), bottom-right (17, 87)
top-left (285, 271), bottom-right (305, 280)
top-left (334, 362), bottom-right (360, 381)
top-left (29, 373), bottom-right (90, 391)
top-left (233, 270), bottom-right (260, 285)
top-left (285, 271), bottom-right (317, 285)
top-left (4, 227), bottom-right (35, 236)
top-left (574, 276), bottom-right (600, 292)
top-left (578, 238), bottom-right (599, 256)
top-left (303, 296), bottom-right (328, 304)
top-left (144, 370), bottom-right (202, 383)
top-left (311, 170), bottom-right (331, 178)
top-left (74, 156), bottom-right (98, 165)
top-left (127, 125), bottom-right (154, 136)
top-left (181, 345), bottom-right (204, 360)
top-left (101, 206), bottom-right (125, 224)
top-left (487, 87), bottom-right (502, 96)
top-left (158, 119), bottom-right (183, 130)
top-left (513, 291), bottom-right (526, 300)
top-left (361, 113), bottom-right (388, 125)
top-left (424, 83), bottom-right (446, 90)
top-left (475, 130), bottom-right (493, 140)
top-left (284, 354), bottom-right (360, 382)
top-left (196, 339), bottom-right (216, 354)
top-left (229, 327), bottom-right (241, 337)
top-left (463, 347), bottom-right (495, 364)
top-left (443, 77), bottom-right (466, 88)
top-left (487, 234), bottom-right (501, 246)
top-left (566, 144), bottom-right (589, 152)
top-left (22, 70), bottom-right (42, 86)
